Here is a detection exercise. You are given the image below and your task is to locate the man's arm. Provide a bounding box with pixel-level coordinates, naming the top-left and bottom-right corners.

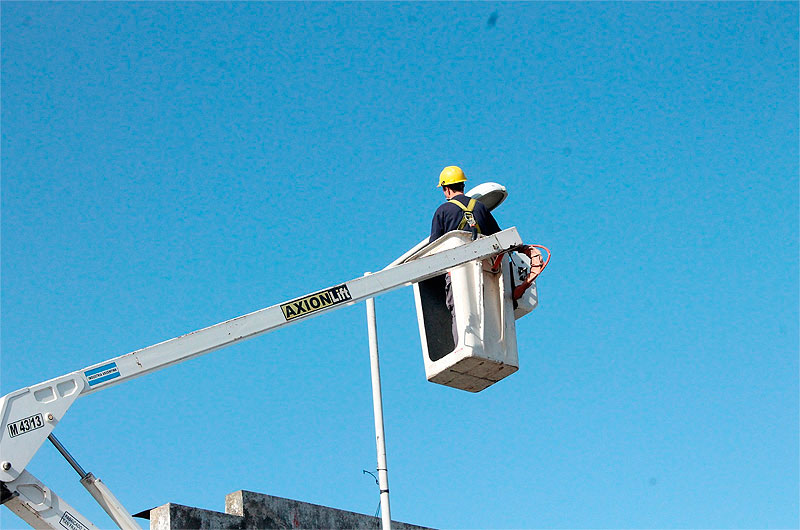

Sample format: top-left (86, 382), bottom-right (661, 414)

top-left (480, 203), bottom-right (502, 236)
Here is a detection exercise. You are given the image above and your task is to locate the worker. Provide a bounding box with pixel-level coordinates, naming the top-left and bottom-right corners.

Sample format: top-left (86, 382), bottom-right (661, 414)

top-left (430, 165), bottom-right (502, 346)
top-left (430, 165), bottom-right (501, 242)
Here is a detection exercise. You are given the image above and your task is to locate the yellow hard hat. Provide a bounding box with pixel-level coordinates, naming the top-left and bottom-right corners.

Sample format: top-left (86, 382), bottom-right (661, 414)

top-left (438, 166), bottom-right (467, 187)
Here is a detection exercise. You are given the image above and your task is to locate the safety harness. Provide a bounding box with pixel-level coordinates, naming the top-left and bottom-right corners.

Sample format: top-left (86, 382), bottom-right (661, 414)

top-left (448, 198), bottom-right (481, 237)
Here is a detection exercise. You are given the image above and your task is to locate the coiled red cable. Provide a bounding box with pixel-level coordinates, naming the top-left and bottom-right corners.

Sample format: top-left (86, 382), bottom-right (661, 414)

top-left (512, 244), bottom-right (550, 300)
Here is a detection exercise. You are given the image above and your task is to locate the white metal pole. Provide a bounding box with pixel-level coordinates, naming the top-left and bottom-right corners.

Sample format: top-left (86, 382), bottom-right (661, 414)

top-left (365, 285), bottom-right (391, 530)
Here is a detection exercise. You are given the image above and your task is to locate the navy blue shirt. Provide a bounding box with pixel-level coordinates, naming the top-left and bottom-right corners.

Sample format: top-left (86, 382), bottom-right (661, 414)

top-left (429, 194), bottom-right (501, 242)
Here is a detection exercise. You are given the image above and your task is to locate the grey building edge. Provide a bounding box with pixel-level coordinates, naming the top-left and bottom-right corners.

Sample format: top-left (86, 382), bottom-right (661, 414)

top-left (135, 490), bottom-right (434, 530)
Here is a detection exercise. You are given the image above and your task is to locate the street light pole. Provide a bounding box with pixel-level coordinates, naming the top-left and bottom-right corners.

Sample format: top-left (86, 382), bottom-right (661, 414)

top-left (365, 285), bottom-right (391, 530)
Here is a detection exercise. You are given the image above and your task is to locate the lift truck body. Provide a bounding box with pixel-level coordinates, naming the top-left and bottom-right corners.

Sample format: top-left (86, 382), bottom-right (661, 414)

top-left (0, 227), bottom-right (542, 530)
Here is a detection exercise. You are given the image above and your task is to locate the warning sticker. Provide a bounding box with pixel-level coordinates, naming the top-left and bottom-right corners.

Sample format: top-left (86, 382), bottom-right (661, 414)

top-left (280, 284), bottom-right (352, 321)
top-left (84, 362), bottom-right (120, 387)
top-left (60, 511), bottom-right (90, 530)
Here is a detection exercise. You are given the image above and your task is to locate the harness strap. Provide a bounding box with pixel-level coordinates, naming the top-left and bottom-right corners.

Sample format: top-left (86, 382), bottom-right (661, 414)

top-left (447, 198), bottom-right (477, 212)
top-left (448, 198), bottom-right (481, 233)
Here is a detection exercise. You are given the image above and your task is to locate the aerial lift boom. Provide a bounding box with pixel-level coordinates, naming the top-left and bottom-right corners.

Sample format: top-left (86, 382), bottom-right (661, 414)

top-left (1, 228), bottom-right (526, 530)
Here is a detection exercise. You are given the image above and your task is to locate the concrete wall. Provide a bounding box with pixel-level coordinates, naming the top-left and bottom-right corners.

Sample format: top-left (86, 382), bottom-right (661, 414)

top-left (146, 490), bottom-right (433, 530)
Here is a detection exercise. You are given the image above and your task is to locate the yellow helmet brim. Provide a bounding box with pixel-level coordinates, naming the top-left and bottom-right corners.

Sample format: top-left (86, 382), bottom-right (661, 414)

top-left (438, 166), bottom-right (467, 187)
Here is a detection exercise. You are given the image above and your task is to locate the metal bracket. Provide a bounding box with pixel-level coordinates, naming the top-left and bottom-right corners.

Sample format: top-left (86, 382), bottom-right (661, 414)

top-left (1, 482), bottom-right (18, 505)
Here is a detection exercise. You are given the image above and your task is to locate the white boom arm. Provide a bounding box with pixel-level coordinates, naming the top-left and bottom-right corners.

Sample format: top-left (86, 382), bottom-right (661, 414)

top-left (0, 228), bottom-right (523, 487)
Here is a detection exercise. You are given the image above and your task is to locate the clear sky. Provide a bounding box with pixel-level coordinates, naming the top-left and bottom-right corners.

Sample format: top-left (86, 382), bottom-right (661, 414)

top-left (1, 2), bottom-right (797, 529)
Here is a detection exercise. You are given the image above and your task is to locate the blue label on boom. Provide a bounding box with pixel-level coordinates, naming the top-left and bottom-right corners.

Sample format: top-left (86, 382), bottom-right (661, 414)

top-left (84, 362), bottom-right (120, 387)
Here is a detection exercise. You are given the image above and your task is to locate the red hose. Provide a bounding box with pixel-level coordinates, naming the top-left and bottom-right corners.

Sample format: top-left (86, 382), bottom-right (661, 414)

top-left (512, 244), bottom-right (550, 300)
top-left (490, 254), bottom-right (505, 273)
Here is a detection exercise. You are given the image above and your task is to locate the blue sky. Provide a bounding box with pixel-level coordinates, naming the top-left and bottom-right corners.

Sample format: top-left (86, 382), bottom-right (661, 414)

top-left (1, 2), bottom-right (797, 529)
